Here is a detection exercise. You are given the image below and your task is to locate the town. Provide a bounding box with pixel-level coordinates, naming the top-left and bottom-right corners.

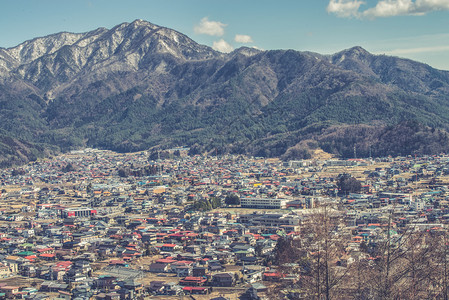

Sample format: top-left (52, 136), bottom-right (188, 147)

top-left (1, 148), bottom-right (449, 299)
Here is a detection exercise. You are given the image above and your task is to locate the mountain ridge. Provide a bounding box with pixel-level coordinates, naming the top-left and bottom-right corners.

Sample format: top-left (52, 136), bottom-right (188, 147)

top-left (1, 19), bottom-right (449, 167)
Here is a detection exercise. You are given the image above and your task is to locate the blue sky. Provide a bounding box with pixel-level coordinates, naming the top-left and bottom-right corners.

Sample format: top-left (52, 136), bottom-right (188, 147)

top-left (1, 0), bottom-right (448, 70)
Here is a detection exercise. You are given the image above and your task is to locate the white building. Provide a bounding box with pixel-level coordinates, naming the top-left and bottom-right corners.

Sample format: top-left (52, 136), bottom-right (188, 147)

top-left (409, 195), bottom-right (425, 211)
top-left (240, 197), bottom-right (287, 209)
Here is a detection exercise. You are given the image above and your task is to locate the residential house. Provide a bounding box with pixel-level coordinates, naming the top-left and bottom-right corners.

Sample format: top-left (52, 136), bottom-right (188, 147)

top-left (179, 276), bottom-right (207, 286)
top-left (212, 272), bottom-right (235, 287)
top-left (149, 263), bottom-right (169, 273)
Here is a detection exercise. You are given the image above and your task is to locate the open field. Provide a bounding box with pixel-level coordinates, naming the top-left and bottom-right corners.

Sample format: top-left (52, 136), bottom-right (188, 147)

top-left (0, 276), bottom-right (44, 287)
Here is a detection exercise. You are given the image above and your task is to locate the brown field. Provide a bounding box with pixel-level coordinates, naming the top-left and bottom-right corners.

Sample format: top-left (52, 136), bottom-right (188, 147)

top-left (0, 276), bottom-right (44, 288)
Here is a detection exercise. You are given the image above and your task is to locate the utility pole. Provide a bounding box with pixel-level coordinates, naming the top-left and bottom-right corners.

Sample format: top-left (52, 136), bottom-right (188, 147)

top-left (157, 150), bottom-right (161, 177)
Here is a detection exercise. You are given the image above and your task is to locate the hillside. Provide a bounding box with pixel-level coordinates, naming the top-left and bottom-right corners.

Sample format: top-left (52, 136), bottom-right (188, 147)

top-left (1, 20), bottom-right (449, 166)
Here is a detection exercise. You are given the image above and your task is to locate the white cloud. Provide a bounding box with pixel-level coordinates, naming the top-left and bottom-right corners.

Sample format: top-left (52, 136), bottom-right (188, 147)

top-left (212, 39), bottom-right (234, 53)
top-left (368, 0), bottom-right (414, 17)
top-left (194, 17), bottom-right (227, 36)
top-left (235, 34), bottom-right (254, 43)
top-left (327, 0), bottom-right (365, 18)
top-left (327, 0), bottom-right (449, 18)
top-left (415, 0), bottom-right (449, 12)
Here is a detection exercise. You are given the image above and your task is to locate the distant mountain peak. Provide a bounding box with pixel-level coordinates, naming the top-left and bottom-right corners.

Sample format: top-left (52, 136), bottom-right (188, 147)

top-left (131, 18), bottom-right (148, 25)
top-left (130, 19), bottom-right (157, 28)
top-left (6, 31), bottom-right (87, 64)
top-left (113, 19), bottom-right (159, 31)
top-left (230, 47), bottom-right (262, 57)
top-left (346, 46), bottom-right (369, 54)
top-left (333, 46), bottom-right (372, 60)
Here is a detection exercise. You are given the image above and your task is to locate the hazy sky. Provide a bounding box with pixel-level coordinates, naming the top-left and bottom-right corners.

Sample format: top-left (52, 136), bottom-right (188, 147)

top-left (1, 0), bottom-right (449, 70)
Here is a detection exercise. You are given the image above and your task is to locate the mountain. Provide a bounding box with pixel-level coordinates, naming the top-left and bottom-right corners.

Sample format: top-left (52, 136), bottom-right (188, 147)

top-left (1, 19), bottom-right (449, 166)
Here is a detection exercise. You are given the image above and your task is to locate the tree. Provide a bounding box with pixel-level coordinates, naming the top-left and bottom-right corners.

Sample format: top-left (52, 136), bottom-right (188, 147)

top-left (193, 199), bottom-right (213, 211)
top-left (431, 232), bottom-right (449, 299)
top-left (337, 173), bottom-right (362, 195)
top-left (300, 205), bottom-right (351, 300)
top-left (118, 168), bottom-right (129, 177)
top-left (225, 194), bottom-right (240, 205)
top-left (86, 183), bottom-right (93, 194)
top-left (11, 168), bottom-right (26, 176)
top-left (349, 212), bottom-right (443, 299)
top-left (271, 236), bottom-right (304, 266)
top-left (210, 196), bottom-right (221, 209)
top-left (62, 163), bottom-right (76, 172)
top-left (269, 204), bottom-right (350, 300)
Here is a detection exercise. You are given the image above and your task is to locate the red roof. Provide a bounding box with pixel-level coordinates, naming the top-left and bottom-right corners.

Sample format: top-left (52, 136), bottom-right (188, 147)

top-left (270, 234), bottom-right (280, 241)
top-left (185, 233), bottom-right (199, 237)
top-left (183, 286), bottom-right (208, 291)
top-left (169, 233), bottom-right (185, 238)
top-left (24, 255), bottom-right (36, 261)
top-left (110, 260), bottom-right (126, 264)
top-left (156, 258), bottom-right (177, 264)
top-left (56, 261), bottom-right (72, 268)
top-left (39, 253), bottom-right (56, 258)
top-left (173, 260), bottom-right (193, 265)
top-left (182, 276), bottom-right (206, 282)
top-left (37, 248), bottom-right (54, 253)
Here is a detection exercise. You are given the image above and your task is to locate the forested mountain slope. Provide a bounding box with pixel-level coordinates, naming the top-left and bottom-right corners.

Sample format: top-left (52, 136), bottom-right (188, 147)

top-left (1, 20), bottom-right (449, 166)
